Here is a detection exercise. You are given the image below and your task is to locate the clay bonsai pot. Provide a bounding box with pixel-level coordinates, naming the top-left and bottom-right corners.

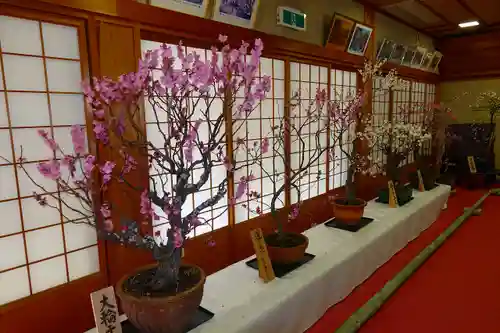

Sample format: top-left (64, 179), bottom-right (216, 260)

top-left (116, 263), bottom-right (206, 333)
top-left (332, 197), bottom-right (367, 224)
top-left (264, 232), bottom-right (308, 264)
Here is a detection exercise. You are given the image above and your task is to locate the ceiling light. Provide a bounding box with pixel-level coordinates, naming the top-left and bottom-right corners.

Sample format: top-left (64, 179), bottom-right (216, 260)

top-left (459, 20), bottom-right (479, 28)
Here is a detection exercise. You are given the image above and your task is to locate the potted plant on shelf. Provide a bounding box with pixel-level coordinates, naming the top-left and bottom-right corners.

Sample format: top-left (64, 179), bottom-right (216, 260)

top-left (245, 89), bottom-right (330, 264)
top-left (410, 102), bottom-right (455, 190)
top-left (329, 60), bottom-right (406, 222)
top-left (2, 36), bottom-right (269, 333)
top-left (374, 113), bottom-right (431, 205)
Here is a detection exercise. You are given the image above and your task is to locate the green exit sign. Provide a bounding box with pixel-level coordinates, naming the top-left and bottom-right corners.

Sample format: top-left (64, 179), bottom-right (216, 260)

top-left (277, 7), bottom-right (306, 31)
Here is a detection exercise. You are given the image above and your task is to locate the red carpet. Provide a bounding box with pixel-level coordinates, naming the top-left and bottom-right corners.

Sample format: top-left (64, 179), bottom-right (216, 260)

top-left (306, 188), bottom-right (490, 333)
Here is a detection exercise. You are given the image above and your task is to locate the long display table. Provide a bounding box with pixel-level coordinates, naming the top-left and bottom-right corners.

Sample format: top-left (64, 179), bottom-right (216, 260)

top-left (86, 185), bottom-right (450, 333)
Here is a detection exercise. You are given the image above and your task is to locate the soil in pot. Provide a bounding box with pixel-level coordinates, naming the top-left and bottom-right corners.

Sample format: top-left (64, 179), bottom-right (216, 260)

top-left (264, 232), bottom-right (308, 265)
top-left (123, 266), bottom-right (201, 297)
top-left (117, 263), bottom-right (205, 333)
top-left (333, 197), bottom-right (367, 224)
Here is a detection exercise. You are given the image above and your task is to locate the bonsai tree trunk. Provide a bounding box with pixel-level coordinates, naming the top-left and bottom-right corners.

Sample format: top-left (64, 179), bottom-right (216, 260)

top-left (270, 183), bottom-right (286, 235)
top-left (152, 245), bottom-right (182, 291)
top-left (346, 165), bottom-right (356, 203)
top-left (150, 209), bottom-right (183, 292)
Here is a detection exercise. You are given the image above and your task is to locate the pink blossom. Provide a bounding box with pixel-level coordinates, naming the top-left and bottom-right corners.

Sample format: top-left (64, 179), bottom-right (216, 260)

top-left (289, 203), bottom-right (300, 220)
top-left (70, 125), bottom-right (86, 155)
top-left (207, 239), bottom-right (216, 247)
top-left (172, 227), bottom-right (183, 248)
top-left (261, 137), bottom-right (269, 154)
top-left (140, 190), bottom-right (159, 220)
top-left (190, 216), bottom-right (201, 227)
top-left (83, 155), bottom-right (96, 177)
top-left (100, 204), bottom-right (111, 219)
top-left (183, 120), bottom-right (202, 163)
top-left (121, 153), bottom-right (137, 175)
top-left (233, 174), bottom-right (255, 202)
top-left (93, 109), bottom-right (105, 119)
top-left (99, 161), bottom-right (115, 185)
top-left (37, 129), bottom-right (58, 151)
top-left (234, 178), bottom-right (248, 201)
top-left (62, 155), bottom-right (76, 177)
top-left (315, 88), bottom-right (327, 106)
top-left (93, 121), bottom-right (109, 144)
top-left (218, 34), bottom-right (228, 43)
top-left (37, 160), bottom-right (61, 180)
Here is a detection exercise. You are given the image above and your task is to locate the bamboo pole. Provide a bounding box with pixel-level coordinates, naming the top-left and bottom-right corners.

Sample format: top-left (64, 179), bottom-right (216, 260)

top-left (335, 190), bottom-right (491, 333)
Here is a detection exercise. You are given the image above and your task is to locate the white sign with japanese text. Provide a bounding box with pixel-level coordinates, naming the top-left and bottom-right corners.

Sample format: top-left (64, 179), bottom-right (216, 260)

top-left (90, 286), bottom-right (123, 333)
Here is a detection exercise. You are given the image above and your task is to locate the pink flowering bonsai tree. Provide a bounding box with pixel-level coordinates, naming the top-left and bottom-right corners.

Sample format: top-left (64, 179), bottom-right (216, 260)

top-left (4, 36), bottom-right (270, 296)
top-left (244, 89), bottom-right (330, 262)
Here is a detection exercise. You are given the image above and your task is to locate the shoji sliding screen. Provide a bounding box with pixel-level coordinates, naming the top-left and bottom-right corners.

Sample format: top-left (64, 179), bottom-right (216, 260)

top-left (393, 79), bottom-right (412, 164)
top-left (371, 76), bottom-right (390, 168)
top-left (290, 62), bottom-right (329, 204)
top-left (329, 68), bottom-right (358, 190)
top-left (141, 40), bottom-right (230, 236)
top-left (234, 57), bottom-right (286, 222)
top-left (0, 15), bottom-right (98, 306)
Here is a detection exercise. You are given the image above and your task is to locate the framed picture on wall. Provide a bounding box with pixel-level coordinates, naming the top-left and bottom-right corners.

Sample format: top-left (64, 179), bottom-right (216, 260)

top-left (401, 47), bottom-right (415, 66)
top-left (429, 51), bottom-right (443, 72)
top-left (326, 14), bottom-right (355, 51)
top-left (150, 0), bottom-right (210, 18)
top-left (212, 0), bottom-right (260, 28)
top-left (421, 51), bottom-right (434, 70)
top-left (346, 23), bottom-right (373, 56)
top-left (376, 38), bottom-right (395, 61)
top-left (390, 43), bottom-right (406, 64)
top-left (411, 46), bottom-right (426, 68)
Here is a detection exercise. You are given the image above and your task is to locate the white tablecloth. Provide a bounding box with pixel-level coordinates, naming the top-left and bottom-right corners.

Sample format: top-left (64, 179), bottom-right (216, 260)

top-left (192, 185), bottom-right (450, 333)
top-left (86, 185), bottom-right (450, 333)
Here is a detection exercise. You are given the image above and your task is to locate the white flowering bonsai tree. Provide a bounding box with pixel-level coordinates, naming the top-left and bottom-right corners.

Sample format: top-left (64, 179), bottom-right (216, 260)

top-left (328, 60), bottom-right (407, 204)
top-left (2, 36), bottom-right (270, 296)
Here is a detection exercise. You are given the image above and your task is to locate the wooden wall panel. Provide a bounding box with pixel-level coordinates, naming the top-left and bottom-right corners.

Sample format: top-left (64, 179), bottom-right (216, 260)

top-left (440, 31), bottom-right (500, 81)
top-left (97, 21), bottom-right (154, 287)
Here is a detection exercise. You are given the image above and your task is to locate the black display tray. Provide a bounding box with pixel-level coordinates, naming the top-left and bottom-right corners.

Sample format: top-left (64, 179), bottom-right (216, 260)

top-left (324, 216), bottom-right (374, 232)
top-left (121, 306), bottom-right (214, 333)
top-left (246, 253), bottom-right (315, 278)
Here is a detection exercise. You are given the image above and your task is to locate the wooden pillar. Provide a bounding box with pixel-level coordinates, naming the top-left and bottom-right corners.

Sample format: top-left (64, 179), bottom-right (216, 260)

top-left (356, 7), bottom-right (377, 199)
top-left (98, 21), bottom-right (153, 286)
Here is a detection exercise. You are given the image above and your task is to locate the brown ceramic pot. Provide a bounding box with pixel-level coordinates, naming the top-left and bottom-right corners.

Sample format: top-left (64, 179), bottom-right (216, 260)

top-left (333, 197), bottom-right (367, 224)
top-left (265, 232), bottom-right (309, 264)
top-left (116, 263), bottom-right (205, 333)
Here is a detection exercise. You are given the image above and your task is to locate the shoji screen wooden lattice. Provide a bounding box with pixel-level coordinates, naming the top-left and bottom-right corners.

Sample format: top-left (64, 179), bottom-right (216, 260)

top-left (0, 15), bottom-right (99, 306)
top-left (329, 68), bottom-right (358, 190)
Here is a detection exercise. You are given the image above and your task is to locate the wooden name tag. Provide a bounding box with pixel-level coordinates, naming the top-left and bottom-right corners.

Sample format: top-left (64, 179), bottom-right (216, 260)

top-left (388, 180), bottom-right (398, 208)
top-left (417, 169), bottom-right (425, 192)
top-left (250, 228), bottom-right (276, 283)
top-left (90, 286), bottom-right (122, 333)
top-left (467, 156), bottom-right (477, 174)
